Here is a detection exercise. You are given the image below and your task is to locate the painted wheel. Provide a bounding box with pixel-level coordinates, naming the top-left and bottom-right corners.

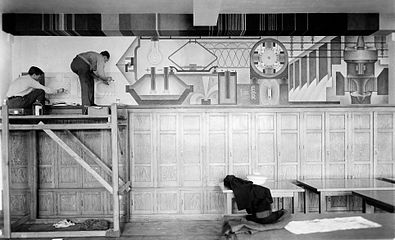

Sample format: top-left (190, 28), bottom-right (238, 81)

top-left (250, 38), bottom-right (288, 78)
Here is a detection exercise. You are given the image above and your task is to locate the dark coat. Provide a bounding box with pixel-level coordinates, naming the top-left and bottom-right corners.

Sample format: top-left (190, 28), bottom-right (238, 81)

top-left (224, 175), bottom-right (273, 214)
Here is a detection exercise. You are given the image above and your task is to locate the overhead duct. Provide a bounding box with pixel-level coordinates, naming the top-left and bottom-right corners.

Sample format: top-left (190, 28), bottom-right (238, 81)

top-left (2, 13), bottom-right (379, 36)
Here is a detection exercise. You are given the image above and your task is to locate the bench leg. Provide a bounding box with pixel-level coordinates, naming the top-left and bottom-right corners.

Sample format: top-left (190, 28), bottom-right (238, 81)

top-left (292, 192), bottom-right (298, 214)
top-left (319, 192), bottom-right (326, 214)
top-left (226, 194), bottom-right (232, 215)
top-left (304, 191), bottom-right (308, 214)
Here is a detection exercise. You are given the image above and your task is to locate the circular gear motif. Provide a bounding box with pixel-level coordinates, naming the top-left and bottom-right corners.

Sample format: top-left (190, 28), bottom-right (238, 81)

top-left (250, 38), bottom-right (288, 78)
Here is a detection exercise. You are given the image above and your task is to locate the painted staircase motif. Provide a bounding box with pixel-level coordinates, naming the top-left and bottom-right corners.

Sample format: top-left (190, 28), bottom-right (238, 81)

top-left (288, 36), bottom-right (341, 102)
top-left (288, 36), bottom-right (389, 104)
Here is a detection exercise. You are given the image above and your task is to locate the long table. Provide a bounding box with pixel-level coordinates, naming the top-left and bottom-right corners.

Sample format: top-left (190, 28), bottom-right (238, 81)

top-left (296, 178), bottom-right (395, 213)
top-left (219, 180), bottom-right (305, 215)
top-left (352, 190), bottom-right (395, 213)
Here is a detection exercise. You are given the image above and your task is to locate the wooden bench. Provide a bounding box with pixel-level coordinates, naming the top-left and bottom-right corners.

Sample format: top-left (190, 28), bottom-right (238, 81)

top-left (219, 180), bottom-right (306, 215)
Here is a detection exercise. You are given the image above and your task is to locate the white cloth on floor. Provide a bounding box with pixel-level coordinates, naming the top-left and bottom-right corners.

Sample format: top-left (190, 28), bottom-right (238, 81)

top-left (53, 219), bottom-right (75, 228)
top-left (285, 216), bottom-right (381, 234)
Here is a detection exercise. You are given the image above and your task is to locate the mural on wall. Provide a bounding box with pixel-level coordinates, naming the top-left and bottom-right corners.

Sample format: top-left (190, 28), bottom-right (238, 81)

top-left (122, 35), bottom-right (389, 106)
top-left (116, 37), bottom-right (140, 85)
top-left (288, 35), bottom-right (388, 104)
top-left (344, 36), bottom-right (378, 104)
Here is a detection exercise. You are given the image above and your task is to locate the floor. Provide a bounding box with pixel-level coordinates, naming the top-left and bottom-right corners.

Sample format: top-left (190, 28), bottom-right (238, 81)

top-left (12, 220), bottom-right (224, 240)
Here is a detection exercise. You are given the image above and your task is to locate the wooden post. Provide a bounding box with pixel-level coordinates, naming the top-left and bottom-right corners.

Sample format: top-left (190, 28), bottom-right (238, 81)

top-left (1, 103), bottom-right (11, 238)
top-left (111, 103), bottom-right (120, 234)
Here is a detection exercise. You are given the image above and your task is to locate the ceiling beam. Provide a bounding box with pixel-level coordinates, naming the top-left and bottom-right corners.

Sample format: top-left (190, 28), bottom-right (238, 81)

top-left (193, 0), bottom-right (222, 26)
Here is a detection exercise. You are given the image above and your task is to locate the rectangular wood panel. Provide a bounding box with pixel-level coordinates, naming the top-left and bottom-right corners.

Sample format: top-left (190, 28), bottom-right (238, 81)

top-left (352, 132), bottom-right (371, 161)
top-left (349, 113), bottom-right (373, 179)
top-left (374, 112), bottom-right (395, 178)
top-left (257, 133), bottom-right (276, 163)
top-left (182, 134), bottom-right (201, 164)
top-left (301, 112), bottom-right (324, 179)
top-left (305, 132), bottom-right (323, 162)
top-left (278, 113), bottom-right (300, 180)
top-left (376, 132), bottom-right (392, 161)
top-left (181, 113), bottom-right (203, 187)
top-left (232, 133), bottom-right (249, 164)
top-left (328, 132), bottom-right (346, 162)
top-left (230, 113), bottom-right (251, 178)
top-left (156, 191), bottom-right (179, 214)
top-left (208, 134), bottom-right (227, 163)
top-left (131, 190), bottom-right (154, 214)
top-left (182, 190), bottom-right (203, 214)
top-left (10, 132), bottom-right (30, 189)
top-left (57, 191), bottom-right (79, 215)
top-left (38, 191), bottom-right (54, 216)
top-left (205, 190), bottom-right (224, 214)
top-left (133, 133), bottom-right (153, 164)
top-left (158, 134), bottom-right (177, 164)
top-left (326, 113), bottom-right (348, 179)
top-left (81, 191), bottom-right (103, 215)
top-left (256, 114), bottom-right (275, 131)
top-left (279, 133), bottom-right (298, 163)
top-left (10, 191), bottom-right (29, 216)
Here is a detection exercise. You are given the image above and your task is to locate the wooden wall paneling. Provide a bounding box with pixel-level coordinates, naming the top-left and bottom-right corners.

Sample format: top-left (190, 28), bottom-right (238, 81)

top-left (57, 131), bottom-right (82, 188)
top-left (28, 130), bottom-right (38, 219)
top-left (300, 112), bottom-right (325, 179)
top-left (9, 131), bottom-right (31, 217)
top-left (38, 132), bottom-right (57, 189)
top-left (157, 113), bottom-right (179, 187)
top-left (181, 189), bottom-right (203, 214)
top-left (277, 113), bottom-right (300, 180)
top-left (180, 113), bottom-right (203, 187)
top-left (255, 113), bottom-right (277, 180)
top-left (131, 189), bottom-right (154, 214)
top-left (229, 113), bottom-right (252, 178)
top-left (10, 190), bottom-right (29, 216)
top-left (325, 112), bottom-right (348, 178)
top-left (38, 190), bottom-right (55, 217)
top-left (374, 111), bottom-right (395, 178)
top-left (324, 111), bottom-right (349, 212)
top-left (56, 191), bottom-right (80, 215)
top-left (81, 190), bottom-right (104, 215)
top-left (79, 130), bottom-right (106, 188)
top-left (204, 187), bottom-right (224, 214)
top-left (156, 189), bottom-right (179, 214)
top-left (130, 112), bottom-right (155, 187)
top-left (206, 113), bottom-right (228, 187)
top-left (10, 132), bottom-right (30, 189)
top-left (300, 112), bottom-right (324, 212)
top-left (348, 112), bottom-right (374, 178)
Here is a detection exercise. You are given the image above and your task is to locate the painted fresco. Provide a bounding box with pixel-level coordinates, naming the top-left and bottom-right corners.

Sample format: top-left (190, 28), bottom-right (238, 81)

top-left (123, 36), bottom-right (388, 105)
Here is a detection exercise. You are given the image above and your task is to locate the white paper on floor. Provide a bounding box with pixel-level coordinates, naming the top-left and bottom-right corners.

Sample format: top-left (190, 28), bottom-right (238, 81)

top-left (285, 216), bottom-right (381, 234)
